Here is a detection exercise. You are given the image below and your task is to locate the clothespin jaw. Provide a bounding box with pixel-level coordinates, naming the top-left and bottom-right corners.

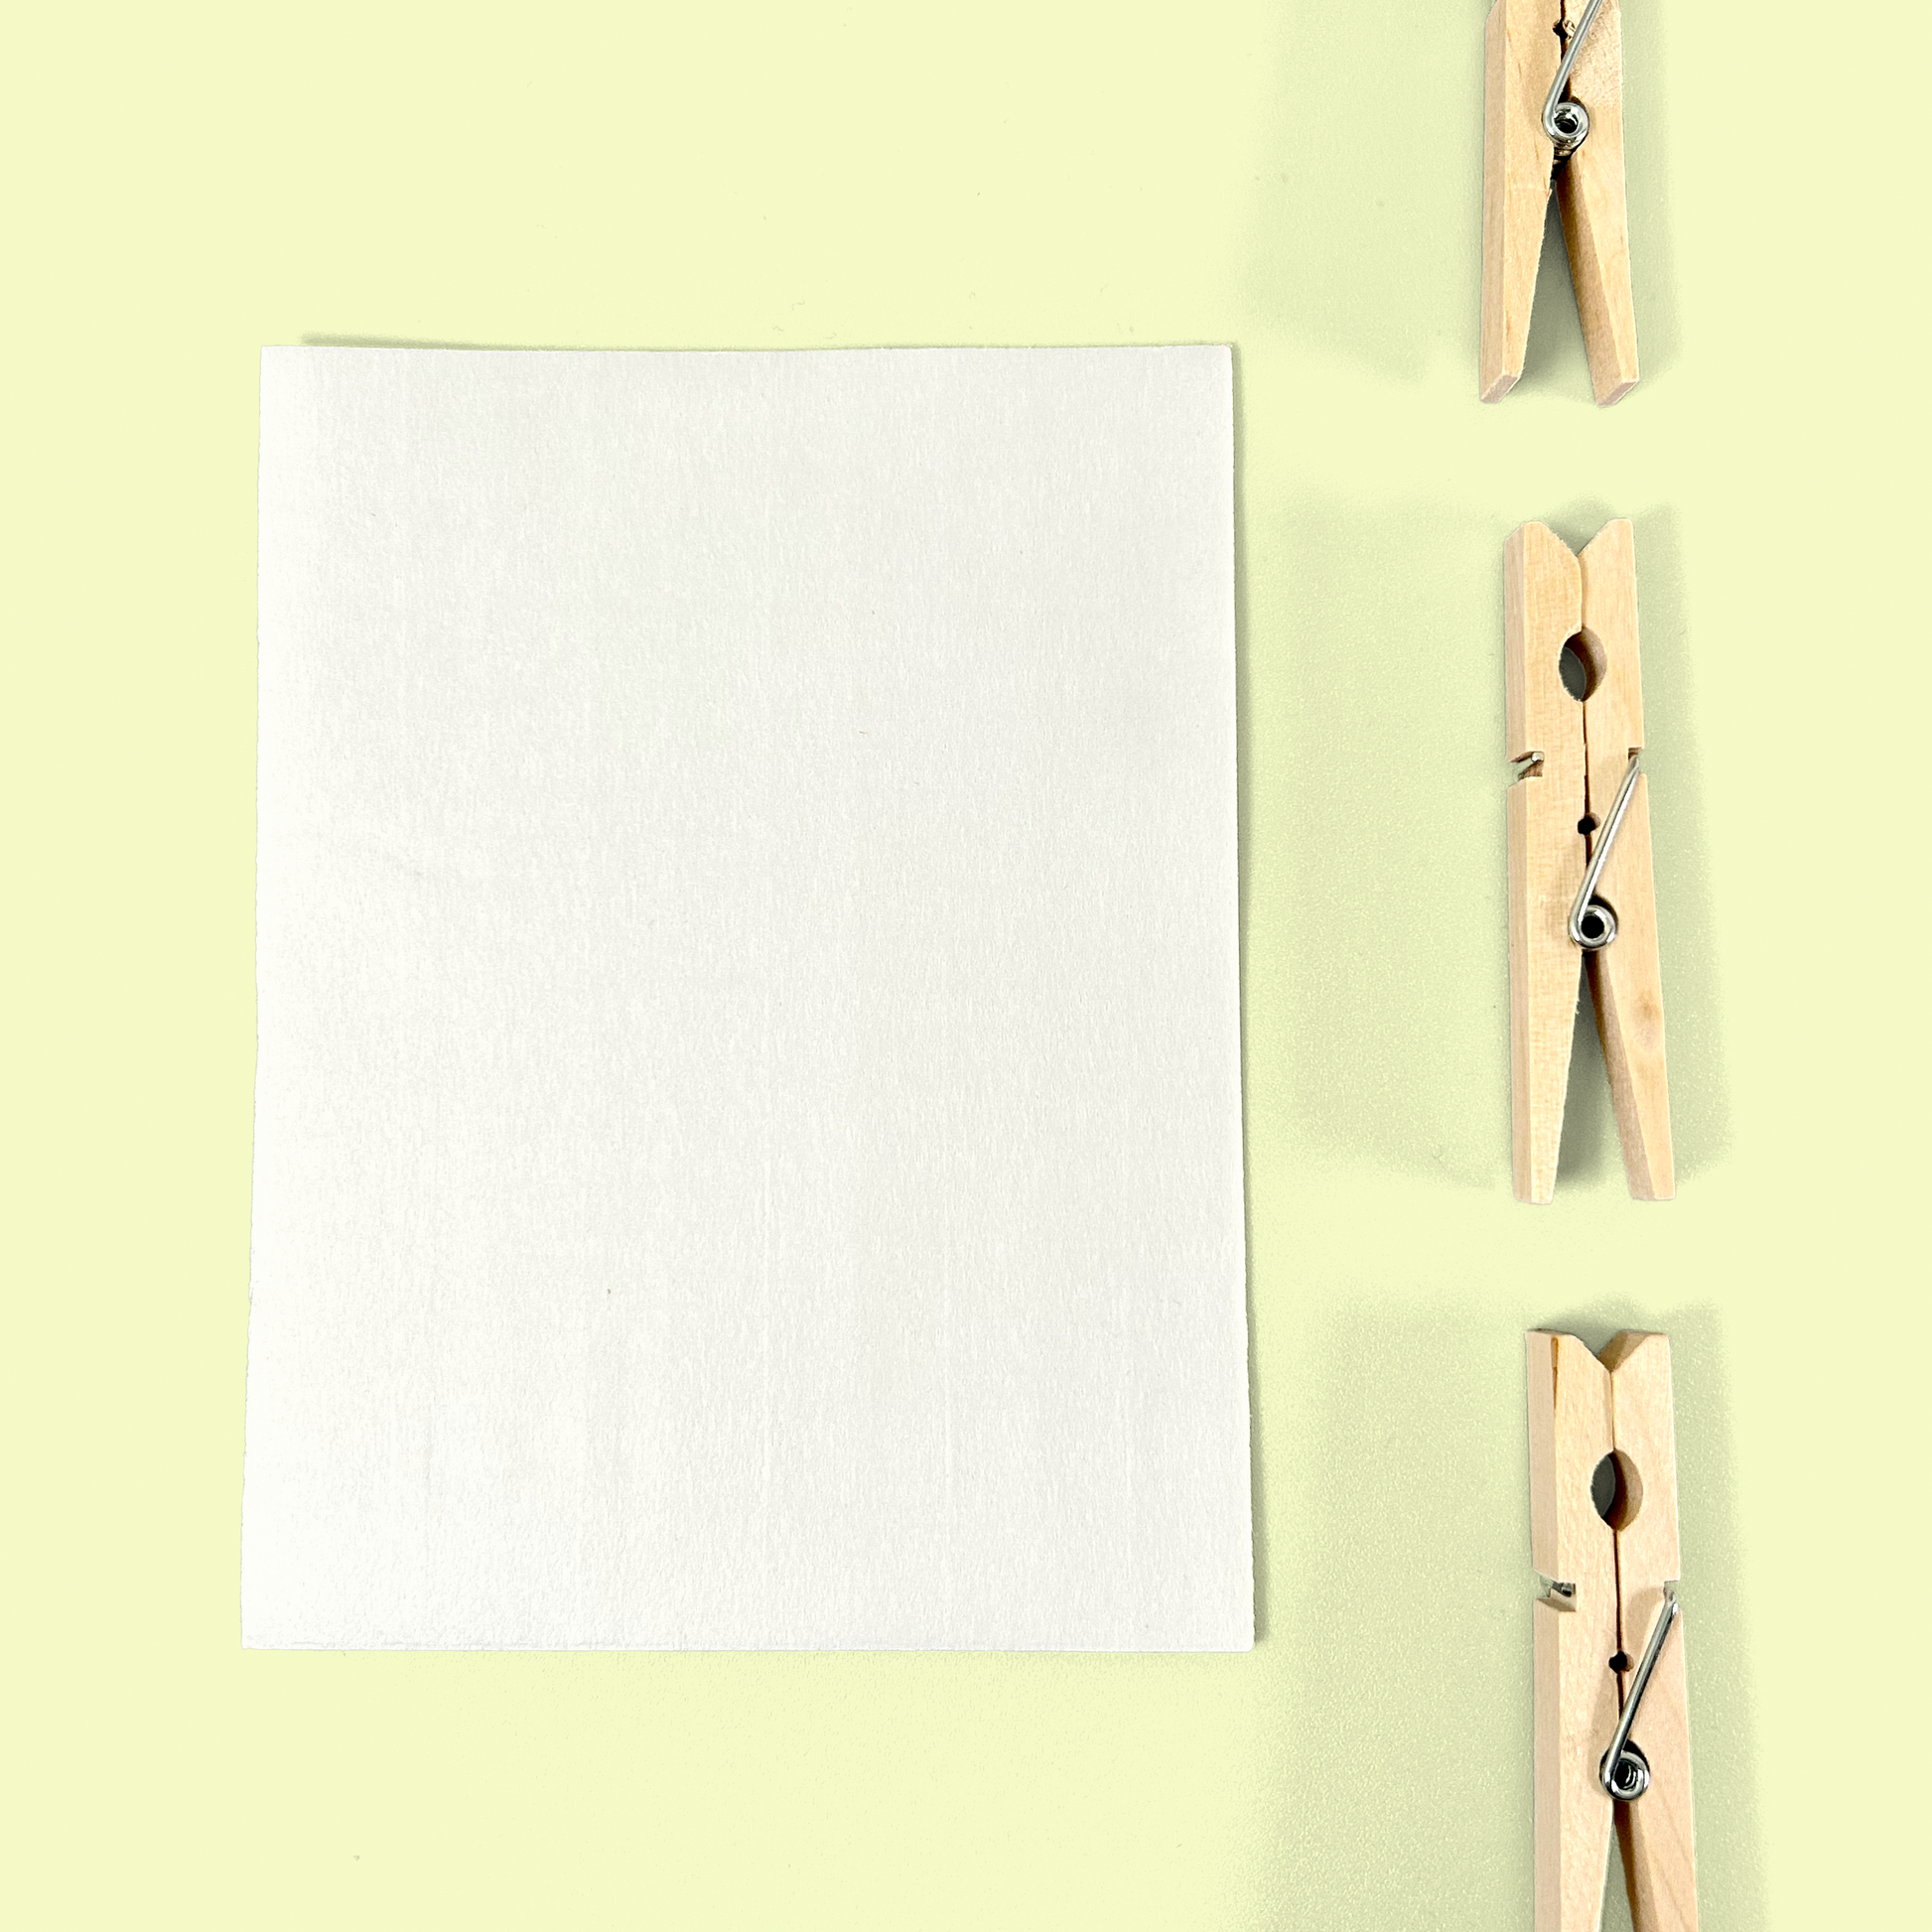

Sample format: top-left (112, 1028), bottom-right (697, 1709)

top-left (1505, 519), bottom-right (1672, 1203)
top-left (1528, 1330), bottom-right (1699, 1932)
top-left (1480, 0), bottom-right (1639, 404)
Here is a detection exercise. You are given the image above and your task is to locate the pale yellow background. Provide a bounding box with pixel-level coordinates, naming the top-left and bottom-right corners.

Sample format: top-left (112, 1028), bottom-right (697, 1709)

top-left (4, 3), bottom-right (1924, 1925)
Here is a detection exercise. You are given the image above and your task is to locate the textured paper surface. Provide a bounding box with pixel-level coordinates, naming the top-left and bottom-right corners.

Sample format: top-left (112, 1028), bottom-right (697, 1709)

top-left (242, 345), bottom-right (1248, 1650)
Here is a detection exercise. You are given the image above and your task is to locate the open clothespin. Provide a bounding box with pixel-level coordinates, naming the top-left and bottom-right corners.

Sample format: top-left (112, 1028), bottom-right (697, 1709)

top-left (1506, 519), bottom-right (1671, 1203)
top-left (1528, 1330), bottom-right (1699, 1932)
top-left (1481, 0), bottom-right (1638, 403)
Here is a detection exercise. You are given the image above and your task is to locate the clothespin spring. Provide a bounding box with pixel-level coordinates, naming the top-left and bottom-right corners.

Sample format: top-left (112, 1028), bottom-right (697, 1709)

top-left (1568, 750), bottom-right (1642, 951)
top-left (1598, 1587), bottom-right (1680, 1801)
top-left (1543, 0), bottom-right (1605, 158)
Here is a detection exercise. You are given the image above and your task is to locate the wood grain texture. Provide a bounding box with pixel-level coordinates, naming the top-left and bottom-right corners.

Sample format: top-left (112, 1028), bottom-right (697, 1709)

top-left (1597, 1330), bottom-right (1679, 1587)
top-left (1603, 1333), bottom-right (1698, 1932)
top-left (1556, 0), bottom-right (1640, 404)
top-left (1528, 1332), bottom-right (1618, 1932)
top-left (1578, 523), bottom-right (1673, 1199)
top-left (1481, 0), bottom-right (1638, 403)
top-left (1506, 524), bottom-right (1584, 1203)
top-left (1507, 521), bottom-right (1673, 1201)
top-left (1526, 1331), bottom-right (1614, 1589)
top-left (1530, 1332), bottom-right (1700, 1932)
top-left (1480, 0), bottom-right (1561, 400)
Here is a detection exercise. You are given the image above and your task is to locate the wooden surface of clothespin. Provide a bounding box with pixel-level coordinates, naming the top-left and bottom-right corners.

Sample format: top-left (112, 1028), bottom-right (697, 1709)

top-left (1528, 1330), bottom-right (1699, 1932)
top-left (1481, 0), bottom-right (1639, 404)
top-left (1505, 519), bottom-right (1672, 1203)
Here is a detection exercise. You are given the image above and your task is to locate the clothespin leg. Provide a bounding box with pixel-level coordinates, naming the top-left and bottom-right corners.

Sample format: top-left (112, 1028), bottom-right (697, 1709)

top-left (1586, 782), bottom-right (1673, 1198)
top-left (1577, 523), bottom-right (1673, 1199)
top-left (1481, 0), bottom-right (1561, 401)
top-left (1535, 1591), bottom-right (1621, 1931)
top-left (1511, 791), bottom-right (1584, 1203)
top-left (1507, 525), bottom-right (1585, 1202)
top-left (1528, 1333), bottom-right (1620, 1931)
top-left (1554, 0), bottom-right (1639, 404)
top-left (1601, 1332), bottom-right (1699, 1929)
top-left (1613, 1603), bottom-right (1700, 1932)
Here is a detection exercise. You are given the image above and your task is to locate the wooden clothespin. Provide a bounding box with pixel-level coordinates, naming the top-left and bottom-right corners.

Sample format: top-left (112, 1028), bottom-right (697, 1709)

top-left (1506, 518), bottom-right (1671, 1203)
top-left (1481, 0), bottom-right (1638, 403)
top-left (1528, 1330), bottom-right (1699, 1932)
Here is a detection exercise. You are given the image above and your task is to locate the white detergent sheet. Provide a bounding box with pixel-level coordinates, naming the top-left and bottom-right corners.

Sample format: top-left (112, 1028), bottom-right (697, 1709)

top-left (243, 345), bottom-right (1250, 1649)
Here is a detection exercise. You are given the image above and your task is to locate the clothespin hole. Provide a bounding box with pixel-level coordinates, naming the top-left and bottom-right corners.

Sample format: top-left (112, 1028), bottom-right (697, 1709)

top-left (1558, 630), bottom-right (1606, 701)
top-left (1577, 814), bottom-right (1597, 835)
top-left (1553, 637), bottom-right (1599, 699)
top-left (1589, 1449), bottom-right (1644, 1529)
